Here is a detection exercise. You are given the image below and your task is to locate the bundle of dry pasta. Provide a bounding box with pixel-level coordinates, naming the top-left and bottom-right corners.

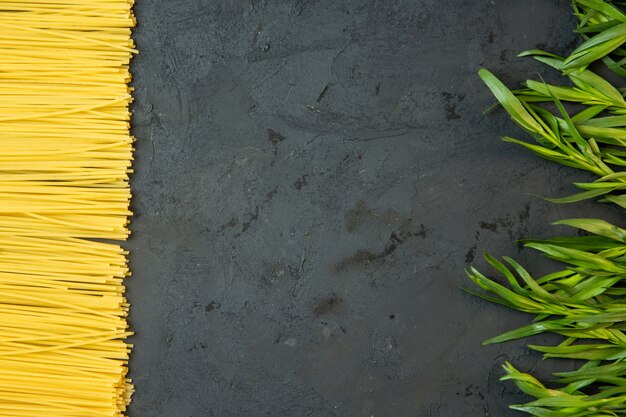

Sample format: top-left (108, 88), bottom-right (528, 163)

top-left (0, 1), bottom-right (136, 416)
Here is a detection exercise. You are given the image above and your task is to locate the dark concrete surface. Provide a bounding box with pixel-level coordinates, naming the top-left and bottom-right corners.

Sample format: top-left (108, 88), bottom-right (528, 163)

top-left (126, 1), bottom-right (624, 416)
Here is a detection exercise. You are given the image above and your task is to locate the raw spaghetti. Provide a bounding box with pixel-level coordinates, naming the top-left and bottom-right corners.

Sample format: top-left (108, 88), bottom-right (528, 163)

top-left (0, 1), bottom-right (136, 416)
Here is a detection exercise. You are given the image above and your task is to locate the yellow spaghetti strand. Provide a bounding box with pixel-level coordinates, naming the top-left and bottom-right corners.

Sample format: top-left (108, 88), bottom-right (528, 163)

top-left (0, 1), bottom-right (135, 416)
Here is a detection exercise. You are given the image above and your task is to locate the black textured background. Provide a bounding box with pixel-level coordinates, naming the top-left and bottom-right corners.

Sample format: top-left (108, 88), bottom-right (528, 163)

top-left (126, 1), bottom-right (623, 416)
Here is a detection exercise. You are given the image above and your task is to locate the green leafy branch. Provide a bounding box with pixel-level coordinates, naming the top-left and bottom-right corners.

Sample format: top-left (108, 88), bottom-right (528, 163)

top-left (473, 1), bottom-right (626, 415)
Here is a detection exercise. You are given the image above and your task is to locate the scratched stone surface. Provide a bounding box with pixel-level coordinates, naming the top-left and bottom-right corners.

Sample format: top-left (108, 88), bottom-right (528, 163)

top-left (126, 1), bottom-right (622, 416)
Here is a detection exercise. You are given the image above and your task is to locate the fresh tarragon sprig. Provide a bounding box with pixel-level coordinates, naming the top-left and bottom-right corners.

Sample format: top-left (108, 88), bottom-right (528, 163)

top-left (472, 0), bottom-right (626, 415)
